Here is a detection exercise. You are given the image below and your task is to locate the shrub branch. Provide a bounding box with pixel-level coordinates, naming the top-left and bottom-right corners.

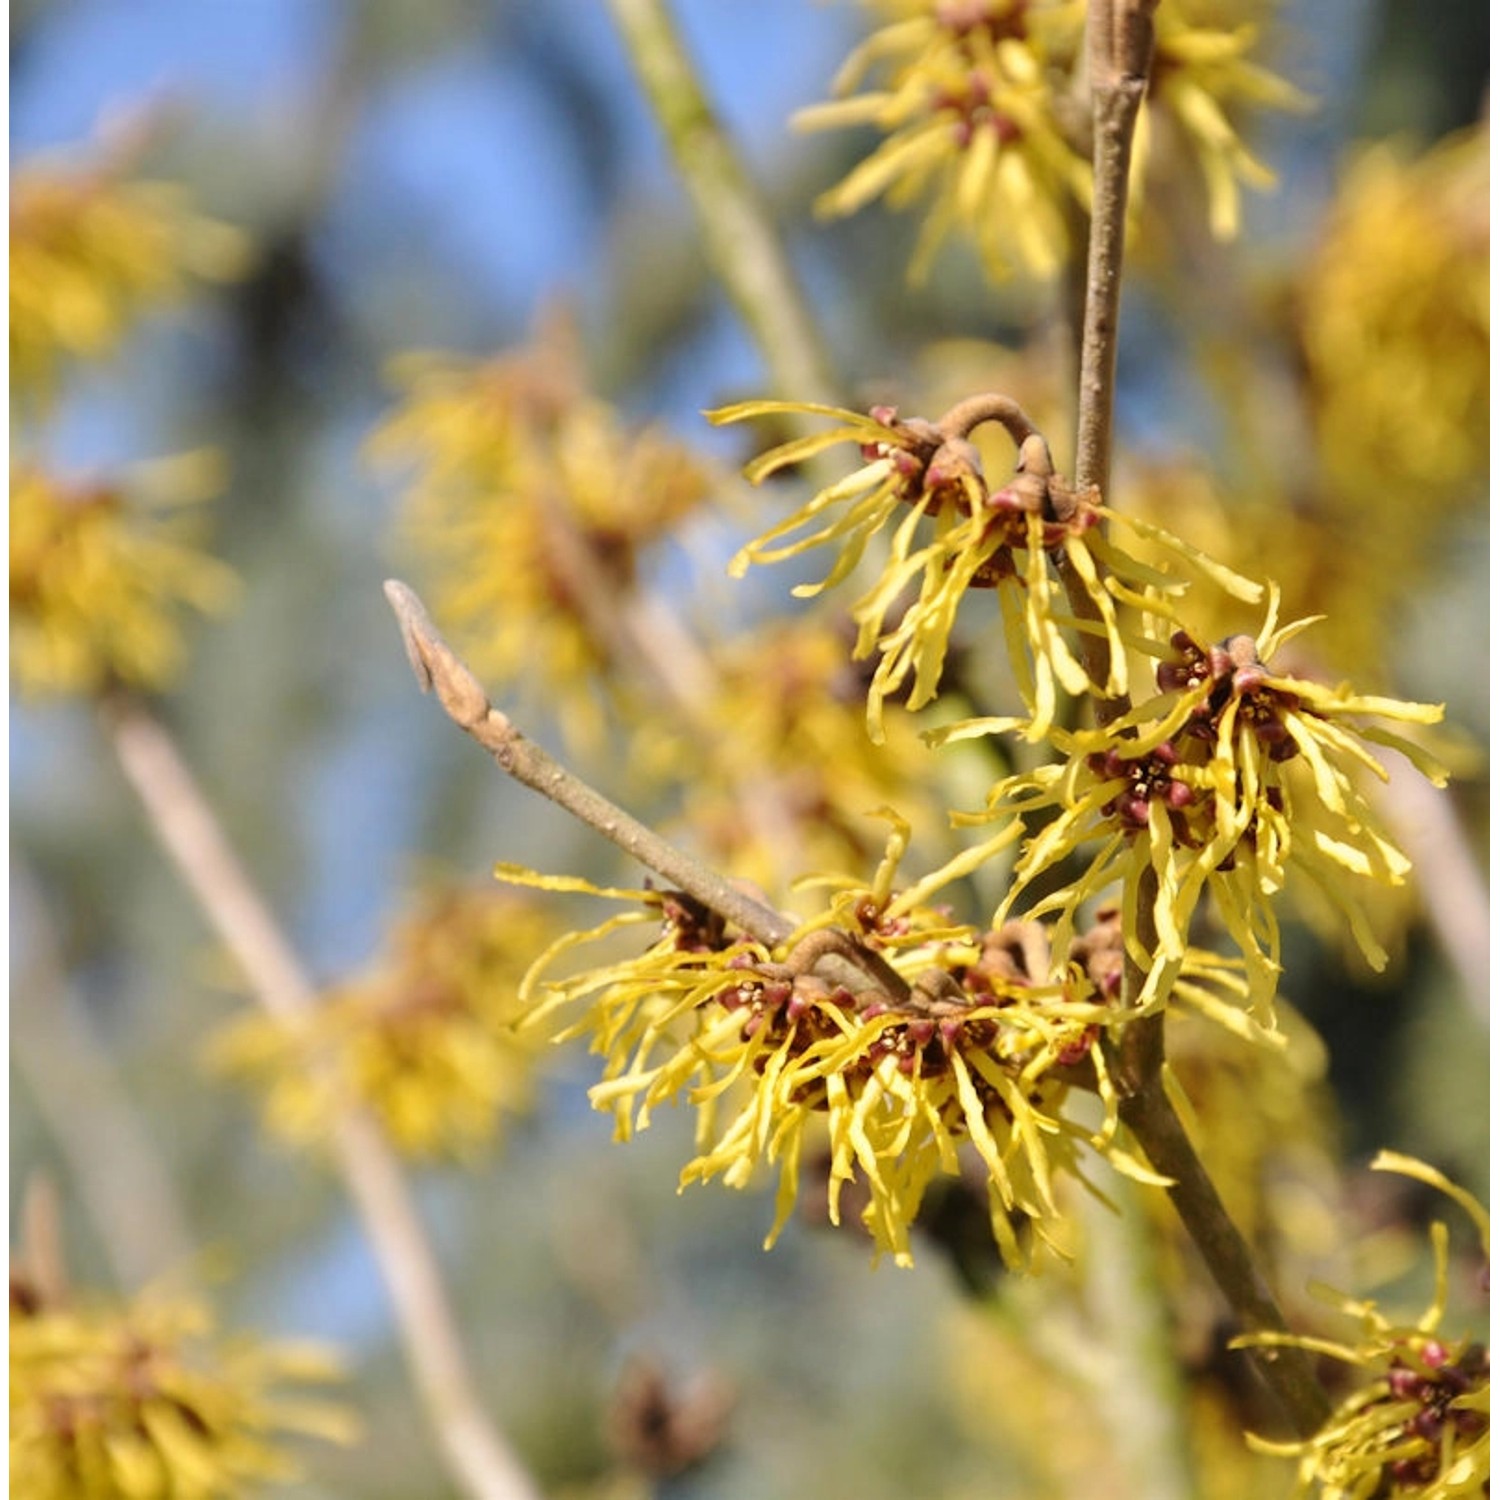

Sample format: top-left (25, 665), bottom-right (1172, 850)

top-left (102, 692), bottom-right (543, 1500)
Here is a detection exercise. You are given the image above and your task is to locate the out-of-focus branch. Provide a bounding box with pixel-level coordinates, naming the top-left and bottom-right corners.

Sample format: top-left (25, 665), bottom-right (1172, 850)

top-left (101, 693), bottom-right (542, 1500)
top-left (603, 0), bottom-right (841, 407)
top-left (1374, 750), bottom-right (1489, 1022)
top-left (12, 864), bottom-right (197, 1290)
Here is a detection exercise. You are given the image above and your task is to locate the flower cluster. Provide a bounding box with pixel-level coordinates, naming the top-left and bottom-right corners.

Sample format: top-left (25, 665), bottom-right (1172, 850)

top-left (501, 839), bottom-right (1285, 1270)
top-left (1298, 123), bottom-right (1488, 509)
top-left (209, 885), bottom-right (551, 1160)
top-left (713, 395), bottom-right (1265, 740)
top-left (797, 0), bottom-right (1306, 281)
top-left (1148, 1), bottom-right (1312, 241)
top-left (639, 612), bottom-right (949, 887)
top-left (10, 457), bottom-right (239, 698)
top-left (714, 398), bottom-right (1121, 740)
top-left (372, 335), bottom-right (714, 749)
top-left (11, 144), bottom-right (250, 402)
top-left (916, 588), bottom-right (1444, 1011)
top-left (796, 0), bottom-right (1090, 282)
top-left (1238, 1154), bottom-right (1489, 1497)
top-left (10, 1274), bottom-right (355, 1499)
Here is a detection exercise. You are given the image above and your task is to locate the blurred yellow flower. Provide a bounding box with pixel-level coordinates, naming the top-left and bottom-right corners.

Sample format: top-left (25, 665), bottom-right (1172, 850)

top-left (11, 148), bottom-right (250, 401)
top-left (1237, 1154), bottom-right (1489, 1498)
top-left (1148, 0), bottom-right (1312, 241)
top-left (209, 886), bottom-right (551, 1161)
top-left (797, 0), bottom-right (1090, 282)
top-left (373, 342), bottom-right (713, 749)
top-left (10, 1278), bottom-right (356, 1500)
top-left (1299, 123), bottom-right (1489, 506)
top-left (10, 456), bottom-right (239, 699)
top-left (643, 611), bottom-right (950, 887)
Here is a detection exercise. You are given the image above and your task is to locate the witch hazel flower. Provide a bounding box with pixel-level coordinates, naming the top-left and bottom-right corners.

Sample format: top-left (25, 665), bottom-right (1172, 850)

top-left (709, 395), bottom-right (1137, 742)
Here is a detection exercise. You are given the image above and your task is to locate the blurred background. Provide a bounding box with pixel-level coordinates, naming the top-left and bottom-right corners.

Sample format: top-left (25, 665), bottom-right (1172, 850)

top-left (10, 2), bottom-right (1489, 1497)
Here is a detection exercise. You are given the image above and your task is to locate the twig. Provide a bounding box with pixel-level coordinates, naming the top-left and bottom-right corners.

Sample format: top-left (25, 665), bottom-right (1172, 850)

top-left (1059, 0), bottom-right (1331, 1440)
top-left (383, 579), bottom-right (944, 1016)
top-left (101, 693), bottom-right (542, 1500)
top-left (1052, 0), bottom-right (1159, 726)
top-left (603, 0), bottom-right (841, 408)
top-left (384, 580), bottom-right (795, 950)
top-left (1074, 0), bottom-right (1156, 500)
top-left (1116, 1078), bottom-right (1333, 1437)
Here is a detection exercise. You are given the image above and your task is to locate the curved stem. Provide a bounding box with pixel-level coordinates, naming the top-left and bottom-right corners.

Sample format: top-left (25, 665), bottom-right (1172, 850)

top-left (604, 0), bottom-right (840, 408)
top-left (384, 580), bottom-right (795, 949)
top-left (102, 693), bottom-right (542, 1500)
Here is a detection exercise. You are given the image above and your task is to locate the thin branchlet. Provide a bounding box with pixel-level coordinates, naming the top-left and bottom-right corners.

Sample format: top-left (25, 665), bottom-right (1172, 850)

top-left (383, 579), bottom-right (946, 1012)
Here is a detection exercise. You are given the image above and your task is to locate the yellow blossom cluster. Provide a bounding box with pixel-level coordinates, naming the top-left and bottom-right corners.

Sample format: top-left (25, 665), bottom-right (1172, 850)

top-left (797, 0), bottom-right (1305, 281)
top-left (1299, 124), bottom-right (1488, 509)
top-left (10, 457), bottom-right (239, 698)
top-left (500, 839), bottom-right (1278, 1270)
top-left (1148, 0), bottom-right (1311, 240)
top-left (912, 586), bottom-right (1444, 1013)
top-left (1237, 1154), bottom-right (1489, 1498)
top-left (10, 1276), bottom-right (355, 1499)
top-left (711, 395), bottom-right (1259, 740)
top-left (11, 147), bottom-right (250, 403)
top-left (797, 0), bottom-right (1089, 282)
top-left (209, 885), bottom-right (551, 1161)
top-left (716, 385), bottom-right (1445, 1029)
top-left (372, 339), bottom-right (715, 749)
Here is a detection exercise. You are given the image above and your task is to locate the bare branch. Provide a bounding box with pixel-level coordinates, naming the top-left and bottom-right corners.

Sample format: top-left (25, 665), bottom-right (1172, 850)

top-left (384, 582), bottom-right (797, 949)
top-left (102, 692), bottom-right (542, 1500)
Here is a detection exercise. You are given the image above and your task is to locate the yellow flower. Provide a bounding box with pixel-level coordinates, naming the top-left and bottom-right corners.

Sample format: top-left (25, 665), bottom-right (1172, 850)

top-left (209, 886), bottom-right (550, 1161)
top-left (10, 148), bottom-right (250, 401)
top-left (1299, 124), bottom-right (1489, 507)
top-left (9, 1279), bottom-right (356, 1499)
top-left (373, 342), bottom-right (713, 750)
top-left (10, 457), bottom-right (239, 698)
top-left (1236, 1154), bottom-right (1489, 1498)
top-left (710, 395), bottom-right (1137, 741)
top-left (912, 587), bottom-right (1442, 1014)
top-left (503, 853), bottom-right (1188, 1271)
top-left (1148, 0), bottom-right (1313, 240)
top-left (1149, 592), bottom-right (1446, 972)
top-left (796, 1), bottom-right (1090, 282)
top-left (639, 612), bottom-right (952, 888)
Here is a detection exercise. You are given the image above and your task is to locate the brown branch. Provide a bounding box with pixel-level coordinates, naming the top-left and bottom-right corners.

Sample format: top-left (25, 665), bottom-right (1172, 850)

top-left (1057, 0), bottom-right (1331, 1439)
top-left (1053, 0), bottom-right (1160, 727)
top-left (1117, 1076), bottom-right (1333, 1437)
top-left (382, 580), bottom-right (946, 1013)
top-left (102, 693), bottom-right (542, 1500)
top-left (384, 579), bottom-right (796, 949)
